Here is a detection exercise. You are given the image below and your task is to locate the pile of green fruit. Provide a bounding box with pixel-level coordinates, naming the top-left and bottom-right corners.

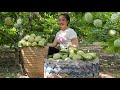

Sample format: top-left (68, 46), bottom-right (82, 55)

top-left (48, 46), bottom-right (97, 61)
top-left (18, 33), bottom-right (47, 47)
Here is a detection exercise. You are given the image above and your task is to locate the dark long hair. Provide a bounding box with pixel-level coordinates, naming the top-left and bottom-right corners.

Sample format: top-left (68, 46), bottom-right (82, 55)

top-left (59, 13), bottom-right (70, 26)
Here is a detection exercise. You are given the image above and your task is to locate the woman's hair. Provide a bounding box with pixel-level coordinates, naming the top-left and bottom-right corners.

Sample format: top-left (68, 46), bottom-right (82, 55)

top-left (59, 13), bottom-right (70, 25)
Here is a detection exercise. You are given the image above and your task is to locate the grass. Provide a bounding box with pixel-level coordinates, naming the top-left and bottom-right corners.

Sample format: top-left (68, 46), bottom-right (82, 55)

top-left (112, 74), bottom-right (120, 78)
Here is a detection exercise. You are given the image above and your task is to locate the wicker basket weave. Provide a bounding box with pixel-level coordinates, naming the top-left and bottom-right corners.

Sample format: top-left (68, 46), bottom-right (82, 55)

top-left (21, 46), bottom-right (48, 78)
top-left (43, 46), bottom-right (49, 58)
top-left (45, 58), bottom-right (99, 78)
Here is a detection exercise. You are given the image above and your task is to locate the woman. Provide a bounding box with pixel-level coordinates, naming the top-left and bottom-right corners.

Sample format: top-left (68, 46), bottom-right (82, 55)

top-left (47, 13), bottom-right (80, 55)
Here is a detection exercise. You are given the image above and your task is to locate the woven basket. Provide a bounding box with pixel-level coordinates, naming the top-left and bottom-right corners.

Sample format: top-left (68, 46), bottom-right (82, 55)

top-left (21, 46), bottom-right (48, 78)
top-left (45, 58), bottom-right (99, 78)
top-left (43, 46), bottom-right (49, 58)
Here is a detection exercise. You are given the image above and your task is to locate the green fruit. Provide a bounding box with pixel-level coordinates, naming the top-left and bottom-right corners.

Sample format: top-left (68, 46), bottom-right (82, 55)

top-left (30, 34), bottom-right (36, 38)
top-left (109, 30), bottom-right (117, 37)
top-left (10, 27), bottom-right (16, 32)
top-left (48, 55), bottom-right (53, 58)
top-left (53, 53), bottom-right (61, 60)
top-left (38, 40), bottom-right (45, 46)
top-left (77, 50), bottom-right (85, 56)
top-left (21, 40), bottom-right (26, 47)
top-left (93, 19), bottom-right (102, 27)
top-left (72, 55), bottom-right (81, 60)
top-left (62, 55), bottom-right (68, 60)
top-left (69, 52), bottom-right (76, 58)
top-left (6, 77), bottom-right (11, 78)
top-left (114, 38), bottom-right (120, 47)
top-left (82, 53), bottom-right (93, 60)
top-left (110, 13), bottom-right (119, 21)
top-left (35, 36), bottom-right (41, 42)
top-left (32, 42), bottom-right (37, 46)
top-left (84, 12), bottom-right (93, 23)
top-left (17, 18), bottom-right (22, 25)
top-left (87, 53), bottom-right (97, 59)
top-left (28, 36), bottom-right (35, 43)
top-left (4, 17), bottom-right (13, 25)
top-left (18, 41), bottom-right (23, 47)
top-left (41, 38), bottom-right (46, 42)
top-left (14, 23), bottom-right (19, 28)
top-left (60, 48), bottom-right (68, 53)
top-left (41, 38), bottom-right (47, 45)
top-left (23, 35), bottom-right (30, 41)
top-left (68, 46), bottom-right (77, 53)
top-left (65, 57), bottom-right (71, 60)
top-left (32, 12), bottom-right (40, 17)
top-left (69, 49), bottom-right (74, 53)
top-left (26, 42), bottom-right (32, 46)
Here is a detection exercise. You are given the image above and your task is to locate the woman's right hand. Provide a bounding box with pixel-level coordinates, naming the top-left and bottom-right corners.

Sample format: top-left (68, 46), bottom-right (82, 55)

top-left (47, 43), bottom-right (50, 46)
top-left (47, 39), bottom-right (58, 47)
top-left (47, 43), bottom-right (52, 47)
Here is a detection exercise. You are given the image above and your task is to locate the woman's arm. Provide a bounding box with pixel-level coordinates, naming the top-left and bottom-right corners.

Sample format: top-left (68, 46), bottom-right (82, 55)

top-left (71, 37), bottom-right (80, 49)
top-left (47, 39), bottom-right (58, 47)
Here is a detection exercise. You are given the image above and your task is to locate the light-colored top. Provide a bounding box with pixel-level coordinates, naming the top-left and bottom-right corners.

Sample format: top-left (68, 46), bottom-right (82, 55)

top-left (55, 27), bottom-right (77, 49)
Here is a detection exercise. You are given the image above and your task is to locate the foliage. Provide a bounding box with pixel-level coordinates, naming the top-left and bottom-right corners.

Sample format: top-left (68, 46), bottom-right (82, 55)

top-left (0, 12), bottom-right (120, 54)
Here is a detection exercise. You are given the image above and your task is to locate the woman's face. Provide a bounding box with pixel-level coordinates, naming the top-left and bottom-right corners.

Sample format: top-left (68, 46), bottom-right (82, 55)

top-left (58, 15), bottom-right (69, 30)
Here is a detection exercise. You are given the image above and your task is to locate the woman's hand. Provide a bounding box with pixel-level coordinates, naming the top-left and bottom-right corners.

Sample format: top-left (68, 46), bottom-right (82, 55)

top-left (47, 39), bottom-right (58, 47)
top-left (47, 43), bottom-right (50, 46)
top-left (71, 37), bottom-right (80, 49)
top-left (47, 43), bottom-right (54, 47)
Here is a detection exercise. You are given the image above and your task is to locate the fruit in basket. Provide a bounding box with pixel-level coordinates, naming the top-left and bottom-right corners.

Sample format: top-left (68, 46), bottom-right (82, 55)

top-left (77, 50), bottom-right (85, 56)
top-left (35, 36), bottom-right (41, 42)
top-left (47, 47), bottom-right (98, 61)
top-left (65, 57), bottom-right (71, 60)
top-left (87, 53), bottom-right (97, 59)
top-left (48, 55), bottom-right (53, 58)
top-left (28, 36), bottom-right (35, 43)
top-left (38, 40), bottom-right (45, 46)
top-left (30, 34), bottom-right (36, 38)
top-left (68, 46), bottom-right (77, 53)
top-left (46, 45), bottom-right (98, 61)
top-left (72, 55), bottom-right (79, 60)
top-left (32, 42), bottom-right (37, 46)
top-left (60, 48), bottom-right (68, 53)
top-left (62, 55), bottom-right (68, 60)
top-left (21, 39), bottom-right (26, 46)
top-left (82, 53), bottom-right (93, 60)
top-left (53, 53), bottom-right (61, 60)
top-left (72, 55), bottom-right (82, 60)
top-left (18, 41), bottom-right (23, 47)
top-left (41, 38), bottom-right (46, 42)
top-left (69, 52), bottom-right (76, 59)
top-left (23, 35), bottom-right (30, 41)
top-left (26, 42), bottom-right (32, 46)
top-left (18, 33), bottom-right (48, 47)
